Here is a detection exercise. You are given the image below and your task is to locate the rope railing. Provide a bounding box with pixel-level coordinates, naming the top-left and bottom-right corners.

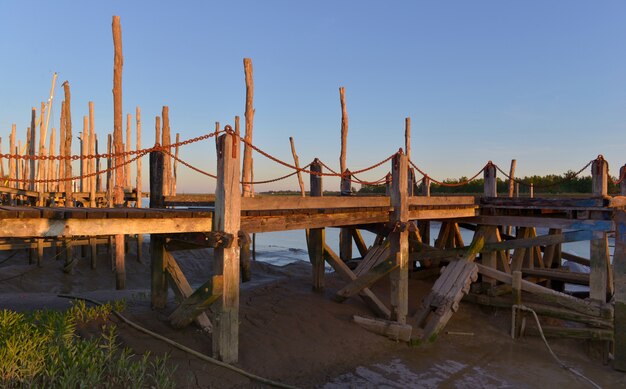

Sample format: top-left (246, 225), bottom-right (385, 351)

top-left (409, 158), bottom-right (488, 187)
top-left (493, 159), bottom-right (594, 190)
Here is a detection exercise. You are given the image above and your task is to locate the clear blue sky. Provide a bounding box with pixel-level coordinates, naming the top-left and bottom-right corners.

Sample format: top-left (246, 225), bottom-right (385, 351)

top-left (1, 1), bottom-right (625, 193)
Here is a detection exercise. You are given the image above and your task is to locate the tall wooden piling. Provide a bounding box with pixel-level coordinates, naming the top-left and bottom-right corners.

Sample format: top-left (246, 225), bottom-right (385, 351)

top-left (621, 165), bottom-right (626, 196)
top-left (590, 157), bottom-right (611, 302)
top-left (390, 150), bottom-right (408, 323)
top-left (29, 107), bottom-right (36, 191)
top-left (136, 107), bottom-right (143, 262)
top-left (613, 210), bottom-right (626, 371)
top-left (212, 131), bottom-right (242, 363)
top-left (62, 82), bottom-right (73, 206)
top-left (338, 86), bottom-right (352, 262)
top-left (308, 159), bottom-right (325, 291)
top-left (150, 149), bottom-right (167, 308)
top-left (242, 58), bottom-right (255, 198)
top-left (162, 106), bottom-right (171, 196)
top-left (112, 15), bottom-right (125, 289)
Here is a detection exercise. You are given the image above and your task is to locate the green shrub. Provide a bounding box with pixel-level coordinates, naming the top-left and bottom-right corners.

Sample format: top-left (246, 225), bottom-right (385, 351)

top-left (0, 301), bottom-right (176, 389)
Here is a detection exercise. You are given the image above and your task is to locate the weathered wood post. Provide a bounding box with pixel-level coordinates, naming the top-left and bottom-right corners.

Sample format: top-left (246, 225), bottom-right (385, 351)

top-left (620, 165), bottom-right (626, 196)
top-left (484, 161), bottom-right (497, 198)
top-left (390, 150), bottom-right (409, 323)
top-left (482, 162), bottom-right (498, 287)
top-left (149, 147), bottom-right (167, 309)
top-left (112, 15), bottom-right (126, 289)
top-left (212, 130), bottom-right (242, 363)
top-left (418, 176), bottom-right (431, 245)
top-left (136, 106), bottom-right (143, 262)
top-left (590, 156), bottom-right (611, 302)
top-left (613, 210), bottom-right (626, 371)
top-left (308, 159), bottom-right (325, 291)
top-left (242, 58), bottom-right (255, 198)
top-left (339, 86), bottom-right (353, 263)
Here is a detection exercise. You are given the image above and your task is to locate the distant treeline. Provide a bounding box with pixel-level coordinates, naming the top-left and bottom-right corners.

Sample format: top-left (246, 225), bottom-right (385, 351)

top-left (358, 170), bottom-right (623, 195)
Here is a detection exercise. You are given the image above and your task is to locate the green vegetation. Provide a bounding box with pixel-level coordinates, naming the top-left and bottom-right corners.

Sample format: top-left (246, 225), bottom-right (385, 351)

top-left (360, 172), bottom-right (622, 195)
top-left (0, 300), bottom-right (176, 389)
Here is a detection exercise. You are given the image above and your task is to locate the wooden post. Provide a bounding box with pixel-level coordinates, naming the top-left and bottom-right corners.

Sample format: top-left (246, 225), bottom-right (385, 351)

top-left (89, 102), bottom-right (96, 206)
top-left (530, 183), bottom-right (534, 198)
top-left (242, 58), bottom-right (255, 198)
top-left (308, 159), bottom-right (325, 291)
top-left (150, 149), bottom-right (167, 308)
top-left (29, 107), bottom-right (36, 191)
top-left (81, 117), bottom-right (87, 192)
top-left (162, 106), bottom-right (171, 196)
top-left (508, 159), bottom-right (516, 197)
top-left (136, 107), bottom-right (143, 262)
top-left (418, 176), bottom-right (431, 245)
top-left (212, 131), bottom-right (241, 363)
top-left (338, 86), bottom-right (352, 262)
top-left (592, 156), bottom-right (608, 196)
top-left (112, 15), bottom-right (126, 289)
top-left (173, 133), bottom-right (179, 196)
top-left (125, 113), bottom-right (132, 189)
top-left (58, 104), bottom-right (65, 193)
top-left (289, 137), bottom-right (305, 196)
top-left (62, 82), bottom-right (73, 206)
top-left (484, 162), bottom-right (497, 198)
top-left (620, 165), bottom-right (626, 196)
top-left (106, 134), bottom-right (113, 207)
top-left (48, 128), bottom-right (56, 194)
top-left (390, 150), bottom-right (408, 323)
top-left (512, 270), bottom-right (523, 338)
top-left (590, 156), bottom-right (611, 302)
top-left (613, 210), bottom-right (626, 371)
top-left (9, 124), bottom-right (15, 192)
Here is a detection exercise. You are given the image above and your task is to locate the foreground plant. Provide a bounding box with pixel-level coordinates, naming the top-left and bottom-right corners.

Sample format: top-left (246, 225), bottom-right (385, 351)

top-left (0, 300), bottom-right (176, 388)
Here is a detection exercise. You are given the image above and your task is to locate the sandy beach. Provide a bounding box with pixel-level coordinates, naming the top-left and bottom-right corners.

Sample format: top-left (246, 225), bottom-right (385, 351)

top-left (1, 240), bottom-right (624, 388)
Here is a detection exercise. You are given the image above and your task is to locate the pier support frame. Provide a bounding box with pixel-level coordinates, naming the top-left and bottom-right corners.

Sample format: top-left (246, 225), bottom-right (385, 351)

top-left (212, 132), bottom-right (241, 363)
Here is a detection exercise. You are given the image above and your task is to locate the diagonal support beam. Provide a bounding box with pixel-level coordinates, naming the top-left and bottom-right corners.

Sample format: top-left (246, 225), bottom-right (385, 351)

top-left (164, 250), bottom-right (214, 332)
top-left (169, 274), bottom-right (224, 329)
top-left (323, 243), bottom-right (391, 319)
top-left (335, 253), bottom-right (397, 302)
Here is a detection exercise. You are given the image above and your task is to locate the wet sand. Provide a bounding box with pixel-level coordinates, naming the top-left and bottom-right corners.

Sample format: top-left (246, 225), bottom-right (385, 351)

top-left (0, 242), bottom-right (624, 388)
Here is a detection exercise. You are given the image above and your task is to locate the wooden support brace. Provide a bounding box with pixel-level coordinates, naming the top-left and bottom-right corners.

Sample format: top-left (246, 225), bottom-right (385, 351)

top-left (323, 243), bottom-right (390, 319)
top-left (169, 273), bottom-right (224, 329)
top-left (353, 315), bottom-right (412, 342)
top-left (335, 254), bottom-right (397, 302)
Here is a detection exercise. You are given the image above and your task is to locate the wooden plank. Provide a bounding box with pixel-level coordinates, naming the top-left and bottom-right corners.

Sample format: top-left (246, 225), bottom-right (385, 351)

top-left (407, 196), bottom-right (476, 206)
top-left (335, 255), bottom-right (397, 302)
top-left (354, 243), bottom-right (389, 277)
top-left (525, 326), bottom-right (613, 341)
top-left (476, 263), bottom-right (609, 318)
top-left (520, 267), bottom-right (589, 285)
top-left (409, 207), bottom-right (477, 220)
top-left (241, 209), bottom-right (389, 233)
top-left (481, 197), bottom-right (606, 208)
top-left (0, 217), bottom-right (213, 238)
top-left (353, 315), bottom-right (412, 342)
top-left (212, 132), bottom-right (241, 363)
top-left (323, 243), bottom-right (390, 319)
top-left (461, 216), bottom-right (612, 231)
top-left (241, 195), bottom-right (389, 211)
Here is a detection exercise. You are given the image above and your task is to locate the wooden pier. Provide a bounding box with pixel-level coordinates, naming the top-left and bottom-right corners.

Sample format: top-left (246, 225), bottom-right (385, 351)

top-left (0, 133), bottom-right (625, 370)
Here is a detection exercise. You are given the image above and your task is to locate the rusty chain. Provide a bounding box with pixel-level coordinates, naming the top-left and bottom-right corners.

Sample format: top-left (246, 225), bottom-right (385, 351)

top-left (494, 158), bottom-right (594, 189)
top-left (409, 158), bottom-right (487, 187)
